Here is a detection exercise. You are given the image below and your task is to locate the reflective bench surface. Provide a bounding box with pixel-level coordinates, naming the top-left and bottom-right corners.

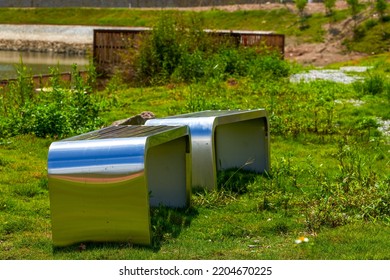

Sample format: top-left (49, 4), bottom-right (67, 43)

top-left (48, 125), bottom-right (191, 246)
top-left (146, 109), bottom-right (270, 190)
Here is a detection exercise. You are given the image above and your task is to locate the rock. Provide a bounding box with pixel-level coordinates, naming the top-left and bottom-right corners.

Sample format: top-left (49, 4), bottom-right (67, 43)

top-left (111, 111), bottom-right (155, 126)
top-left (0, 39), bottom-right (90, 55)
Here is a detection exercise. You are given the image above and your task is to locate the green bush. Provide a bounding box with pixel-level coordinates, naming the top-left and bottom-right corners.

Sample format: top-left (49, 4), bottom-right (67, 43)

top-left (0, 64), bottom-right (106, 138)
top-left (376, 0), bottom-right (388, 22)
top-left (353, 72), bottom-right (388, 96)
top-left (324, 0), bottom-right (337, 16)
top-left (134, 12), bottom-right (206, 85)
top-left (120, 12), bottom-right (289, 86)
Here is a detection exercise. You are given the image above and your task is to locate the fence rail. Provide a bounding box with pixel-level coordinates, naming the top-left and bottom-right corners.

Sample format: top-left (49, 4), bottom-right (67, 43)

top-left (0, 71), bottom-right (88, 89)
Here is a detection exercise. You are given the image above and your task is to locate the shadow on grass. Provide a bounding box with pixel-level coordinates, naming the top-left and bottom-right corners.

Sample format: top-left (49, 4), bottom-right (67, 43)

top-left (217, 169), bottom-right (259, 194)
top-left (52, 206), bottom-right (199, 255)
top-left (150, 205), bottom-right (199, 249)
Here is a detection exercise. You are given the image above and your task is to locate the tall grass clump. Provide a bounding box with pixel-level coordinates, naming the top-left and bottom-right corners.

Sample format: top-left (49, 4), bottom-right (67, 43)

top-left (255, 139), bottom-right (390, 234)
top-left (353, 71), bottom-right (390, 96)
top-left (0, 63), bottom-right (107, 139)
top-left (304, 141), bottom-right (390, 232)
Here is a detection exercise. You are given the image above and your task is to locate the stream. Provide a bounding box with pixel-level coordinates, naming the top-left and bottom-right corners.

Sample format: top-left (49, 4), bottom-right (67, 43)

top-left (0, 50), bottom-right (89, 79)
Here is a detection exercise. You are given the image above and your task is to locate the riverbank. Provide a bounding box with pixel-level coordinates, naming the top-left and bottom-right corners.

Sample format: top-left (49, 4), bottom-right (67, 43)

top-left (0, 39), bottom-right (89, 55)
top-left (0, 24), bottom-right (141, 55)
top-left (0, 24), bottom-right (93, 54)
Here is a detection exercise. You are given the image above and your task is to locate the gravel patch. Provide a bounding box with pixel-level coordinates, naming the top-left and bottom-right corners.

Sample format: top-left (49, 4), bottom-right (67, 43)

top-left (340, 66), bottom-right (373, 72)
top-left (290, 67), bottom-right (389, 140)
top-left (289, 67), bottom-right (371, 84)
top-left (377, 118), bottom-right (390, 138)
top-left (334, 99), bottom-right (365, 107)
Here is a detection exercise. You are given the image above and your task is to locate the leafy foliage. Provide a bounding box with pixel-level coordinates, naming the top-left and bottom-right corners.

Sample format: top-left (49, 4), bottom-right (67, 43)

top-left (324, 0), bottom-right (337, 16)
top-left (0, 64), bottom-right (106, 138)
top-left (117, 12), bottom-right (289, 86)
top-left (375, 0), bottom-right (388, 22)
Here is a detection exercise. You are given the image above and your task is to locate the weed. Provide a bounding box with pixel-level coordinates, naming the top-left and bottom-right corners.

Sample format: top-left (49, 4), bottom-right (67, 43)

top-left (303, 141), bottom-right (390, 233)
top-left (192, 188), bottom-right (238, 208)
top-left (218, 169), bottom-right (257, 194)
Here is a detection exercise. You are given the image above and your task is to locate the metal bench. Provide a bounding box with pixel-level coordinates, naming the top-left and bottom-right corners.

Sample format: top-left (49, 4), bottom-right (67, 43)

top-left (47, 125), bottom-right (191, 246)
top-left (146, 109), bottom-right (270, 190)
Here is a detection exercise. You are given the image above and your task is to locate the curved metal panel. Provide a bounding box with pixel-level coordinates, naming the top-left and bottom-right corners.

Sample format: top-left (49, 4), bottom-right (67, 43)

top-left (48, 137), bottom-right (150, 246)
top-left (146, 109), bottom-right (269, 190)
top-left (146, 117), bottom-right (216, 189)
top-left (48, 125), bottom-right (191, 247)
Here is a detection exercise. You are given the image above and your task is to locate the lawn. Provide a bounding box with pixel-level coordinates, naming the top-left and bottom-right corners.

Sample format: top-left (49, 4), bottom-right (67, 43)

top-left (0, 4), bottom-right (390, 260)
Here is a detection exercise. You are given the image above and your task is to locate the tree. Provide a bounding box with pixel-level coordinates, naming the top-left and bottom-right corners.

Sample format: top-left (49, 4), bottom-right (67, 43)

top-left (294, 0), bottom-right (308, 30)
top-left (375, 0), bottom-right (388, 22)
top-left (324, 0), bottom-right (337, 16)
top-left (346, 0), bottom-right (360, 27)
top-left (294, 0), bottom-right (308, 18)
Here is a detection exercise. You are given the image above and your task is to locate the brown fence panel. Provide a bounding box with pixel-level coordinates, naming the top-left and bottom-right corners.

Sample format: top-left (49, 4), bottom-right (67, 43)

top-left (93, 29), bottom-right (150, 74)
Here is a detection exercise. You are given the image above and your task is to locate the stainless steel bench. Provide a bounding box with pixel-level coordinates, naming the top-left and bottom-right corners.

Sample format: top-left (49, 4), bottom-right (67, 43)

top-left (48, 125), bottom-right (191, 246)
top-left (146, 109), bottom-right (270, 190)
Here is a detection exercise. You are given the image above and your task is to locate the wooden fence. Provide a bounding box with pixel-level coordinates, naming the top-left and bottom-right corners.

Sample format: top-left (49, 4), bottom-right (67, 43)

top-left (93, 28), bottom-right (150, 74)
top-left (0, 71), bottom-right (88, 89)
top-left (93, 28), bottom-right (285, 75)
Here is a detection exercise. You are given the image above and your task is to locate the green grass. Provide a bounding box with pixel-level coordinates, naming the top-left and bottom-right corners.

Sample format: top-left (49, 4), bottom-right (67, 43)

top-left (0, 8), bottom-right (160, 26)
top-left (1, 137), bottom-right (389, 260)
top-left (1, 67), bottom-right (390, 259)
top-left (1, 5), bottom-right (390, 260)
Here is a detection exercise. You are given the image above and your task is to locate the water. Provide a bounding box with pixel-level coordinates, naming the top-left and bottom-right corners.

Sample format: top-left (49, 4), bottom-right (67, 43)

top-left (0, 50), bottom-right (89, 80)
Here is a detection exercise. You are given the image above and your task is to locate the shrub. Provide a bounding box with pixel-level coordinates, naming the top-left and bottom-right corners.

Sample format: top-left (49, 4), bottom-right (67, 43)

top-left (376, 0), bottom-right (388, 22)
top-left (134, 12), bottom-right (206, 85)
top-left (294, 0), bottom-right (309, 30)
top-left (353, 72), bottom-right (388, 96)
top-left (118, 13), bottom-right (289, 86)
top-left (324, 0), bottom-right (337, 16)
top-left (0, 64), bottom-right (106, 138)
top-left (347, 0), bottom-right (360, 22)
top-left (294, 0), bottom-right (307, 18)
top-left (252, 53), bottom-right (291, 78)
